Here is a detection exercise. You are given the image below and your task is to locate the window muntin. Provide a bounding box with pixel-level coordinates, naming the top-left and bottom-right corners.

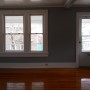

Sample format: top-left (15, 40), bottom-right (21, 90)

top-left (5, 16), bottom-right (24, 51)
top-left (31, 15), bottom-right (43, 51)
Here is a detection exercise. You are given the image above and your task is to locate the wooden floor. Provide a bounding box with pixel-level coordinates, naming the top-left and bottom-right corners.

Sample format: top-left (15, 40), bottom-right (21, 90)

top-left (0, 68), bottom-right (90, 90)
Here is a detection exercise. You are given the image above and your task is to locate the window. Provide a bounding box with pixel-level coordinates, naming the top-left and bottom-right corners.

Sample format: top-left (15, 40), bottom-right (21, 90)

top-left (5, 16), bottom-right (24, 51)
top-left (77, 12), bottom-right (90, 52)
top-left (81, 19), bottom-right (90, 52)
top-left (31, 15), bottom-right (43, 51)
top-left (0, 10), bottom-right (48, 57)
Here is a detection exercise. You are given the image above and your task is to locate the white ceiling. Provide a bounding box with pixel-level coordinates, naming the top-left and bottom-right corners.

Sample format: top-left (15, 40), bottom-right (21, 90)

top-left (0, 0), bottom-right (90, 8)
top-left (73, 0), bottom-right (90, 6)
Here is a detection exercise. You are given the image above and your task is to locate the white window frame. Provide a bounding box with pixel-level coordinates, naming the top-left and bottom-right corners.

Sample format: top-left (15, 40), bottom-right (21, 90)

top-left (76, 12), bottom-right (90, 67)
top-left (0, 10), bottom-right (48, 57)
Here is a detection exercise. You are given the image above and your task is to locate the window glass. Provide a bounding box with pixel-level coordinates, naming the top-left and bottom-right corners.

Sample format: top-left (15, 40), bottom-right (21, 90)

top-left (31, 16), bottom-right (43, 33)
top-left (81, 19), bottom-right (90, 52)
top-left (5, 16), bottom-right (24, 51)
top-left (31, 16), bottom-right (43, 51)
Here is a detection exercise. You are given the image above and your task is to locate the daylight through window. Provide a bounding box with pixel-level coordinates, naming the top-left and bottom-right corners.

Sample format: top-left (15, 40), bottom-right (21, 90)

top-left (0, 10), bottom-right (48, 57)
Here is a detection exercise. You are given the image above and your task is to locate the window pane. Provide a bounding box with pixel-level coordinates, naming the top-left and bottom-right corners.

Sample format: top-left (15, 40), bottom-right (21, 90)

top-left (5, 16), bottom-right (23, 33)
top-left (6, 35), bottom-right (24, 51)
top-left (82, 35), bottom-right (90, 42)
top-left (82, 42), bottom-right (90, 52)
top-left (82, 19), bottom-right (90, 52)
top-left (31, 16), bottom-right (43, 33)
top-left (31, 34), bottom-right (43, 51)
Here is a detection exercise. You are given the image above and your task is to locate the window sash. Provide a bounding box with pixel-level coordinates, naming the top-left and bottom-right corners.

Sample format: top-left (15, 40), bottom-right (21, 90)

top-left (30, 15), bottom-right (44, 52)
top-left (4, 15), bottom-right (24, 52)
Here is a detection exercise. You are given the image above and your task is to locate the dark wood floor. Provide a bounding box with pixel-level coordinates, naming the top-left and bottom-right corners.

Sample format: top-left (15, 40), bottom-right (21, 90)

top-left (0, 68), bottom-right (90, 90)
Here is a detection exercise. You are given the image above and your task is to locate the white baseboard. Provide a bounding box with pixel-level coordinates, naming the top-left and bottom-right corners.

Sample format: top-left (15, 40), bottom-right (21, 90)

top-left (0, 63), bottom-right (77, 68)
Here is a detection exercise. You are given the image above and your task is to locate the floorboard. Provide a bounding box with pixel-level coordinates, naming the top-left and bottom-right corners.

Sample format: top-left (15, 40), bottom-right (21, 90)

top-left (0, 68), bottom-right (90, 90)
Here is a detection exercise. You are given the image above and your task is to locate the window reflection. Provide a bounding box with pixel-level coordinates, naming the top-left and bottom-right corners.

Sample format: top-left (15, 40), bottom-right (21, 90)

top-left (32, 82), bottom-right (44, 90)
top-left (81, 78), bottom-right (90, 90)
top-left (7, 83), bottom-right (25, 90)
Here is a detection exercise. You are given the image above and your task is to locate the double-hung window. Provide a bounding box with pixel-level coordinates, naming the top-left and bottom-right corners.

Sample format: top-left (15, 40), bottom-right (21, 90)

top-left (31, 15), bottom-right (43, 51)
top-left (0, 10), bottom-right (48, 57)
top-left (5, 16), bottom-right (24, 51)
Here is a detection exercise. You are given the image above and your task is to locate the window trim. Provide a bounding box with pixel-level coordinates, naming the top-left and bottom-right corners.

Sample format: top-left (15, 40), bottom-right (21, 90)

top-left (76, 12), bottom-right (90, 67)
top-left (0, 10), bottom-right (48, 57)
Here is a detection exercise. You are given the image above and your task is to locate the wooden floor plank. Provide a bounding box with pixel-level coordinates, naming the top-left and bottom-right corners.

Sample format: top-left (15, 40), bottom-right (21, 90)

top-left (0, 68), bottom-right (90, 90)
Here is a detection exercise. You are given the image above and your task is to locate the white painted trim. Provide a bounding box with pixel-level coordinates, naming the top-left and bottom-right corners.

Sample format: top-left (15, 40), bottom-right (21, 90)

top-left (76, 12), bottom-right (80, 68)
top-left (0, 63), bottom-right (77, 68)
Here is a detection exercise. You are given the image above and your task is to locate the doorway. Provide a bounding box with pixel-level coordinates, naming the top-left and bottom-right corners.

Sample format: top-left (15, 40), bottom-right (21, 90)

top-left (76, 12), bottom-right (90, 67)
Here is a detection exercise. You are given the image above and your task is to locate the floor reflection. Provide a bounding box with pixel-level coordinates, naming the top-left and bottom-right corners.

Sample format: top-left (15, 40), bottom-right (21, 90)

top-left (7, 82), bottom-right (25, 90)
top-left (81, 78), bottom-right (90, 90)
top-left (32, 82), bottom-right (44, 90)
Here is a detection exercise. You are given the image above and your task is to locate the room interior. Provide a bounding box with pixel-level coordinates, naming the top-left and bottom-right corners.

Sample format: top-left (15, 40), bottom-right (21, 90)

top-left (0, 0), bottom-right (90, 90)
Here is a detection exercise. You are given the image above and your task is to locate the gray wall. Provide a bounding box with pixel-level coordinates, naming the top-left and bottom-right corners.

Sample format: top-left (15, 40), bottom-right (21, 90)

top-left (0, 7), bottom-right (90, 63)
